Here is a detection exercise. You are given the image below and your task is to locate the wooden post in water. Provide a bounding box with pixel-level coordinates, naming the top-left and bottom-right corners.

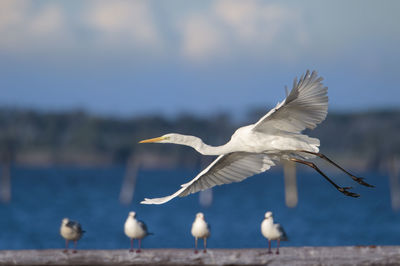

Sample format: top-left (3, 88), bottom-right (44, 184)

top-left (283, 160), bottom-right (298, 208)
top-left (119, 155), bottom-right (140, 205)
top-left (0, 138), bottom-right (13, 203)
top-left (388, 156), bottom-right (400, 211)
top-left (0, 158), bottom-right (11, 203)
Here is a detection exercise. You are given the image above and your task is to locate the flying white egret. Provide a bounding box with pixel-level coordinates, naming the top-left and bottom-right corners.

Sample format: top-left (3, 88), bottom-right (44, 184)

top-left (139, 70), bottom-right (374, 205)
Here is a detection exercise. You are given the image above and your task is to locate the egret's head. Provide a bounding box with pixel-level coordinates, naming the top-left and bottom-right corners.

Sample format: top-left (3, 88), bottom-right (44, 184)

top-left (139, 133), bottom-right (175, 144)
top-left (264, 211), bottom-right (273, 219)
top-left (62, 218), bottom-right (69, 225)
top-left (129, 211), bottom-right (136, 218)
top-left (139, 133), bottom-right (193, 145)
top-left (196, 212), bottom-right (205, 219)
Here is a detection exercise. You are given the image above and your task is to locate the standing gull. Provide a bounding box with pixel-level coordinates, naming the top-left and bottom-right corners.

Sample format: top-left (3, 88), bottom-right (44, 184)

top-left (191, 212), bottom-right (210, 253)
top-left (261, 211), bottom-right (288, 254)
top-left (124, 211), bottom-right (151, 253)
top-left (60, 218), bottom-right (85, 253)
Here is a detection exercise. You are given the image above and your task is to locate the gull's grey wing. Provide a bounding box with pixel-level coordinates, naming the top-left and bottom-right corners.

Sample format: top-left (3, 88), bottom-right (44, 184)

top-left (138, 220), bottom-right (152, 235)
top-left (276, 224), bottom-right (288, 241)
top-left (252, 70), bottom-right (328, 134)
top-left (141, 152), bottom-right (276, 205)
top-left (66, 221), bottom-right (85, 234)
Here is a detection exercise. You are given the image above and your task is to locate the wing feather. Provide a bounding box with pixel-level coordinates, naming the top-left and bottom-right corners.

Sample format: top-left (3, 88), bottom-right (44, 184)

top-left (141, 152), bottom-right (276, 205)
top-left (253, 70), bottom-right (328, 133)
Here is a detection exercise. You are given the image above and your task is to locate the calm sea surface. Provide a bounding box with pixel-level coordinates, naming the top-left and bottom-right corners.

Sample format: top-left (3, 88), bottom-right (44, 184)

top-left (0, 165), bottom-right (399, 249)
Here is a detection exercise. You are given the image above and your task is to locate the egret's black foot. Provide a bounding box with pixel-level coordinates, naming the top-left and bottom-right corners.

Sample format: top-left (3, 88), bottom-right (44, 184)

top-left (194, 250), bottom-right (198, 254)
top-left (63, 249), bottom-right (68, 253)
top-left (352, 176), bottom-right (375, 187)
top-left (267, 250), bottom-right (273, 254)
top-left (72, 250), bottom-right (77, 254)
top-left (129, 249), bottom-right (134, 253)
top-left (276, 250), bottom-right (280, 255)
top-left (136, 249), bottom-right (141, 253)
top-left (338, 187), bottom-right (360, 197)
top-left (203, 249), bottom-right (207, 253)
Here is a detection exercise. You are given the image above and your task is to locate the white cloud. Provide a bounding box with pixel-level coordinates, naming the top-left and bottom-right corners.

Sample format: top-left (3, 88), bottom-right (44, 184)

top-left (0, 0), bottom-right (28, 31)
top-left (179, 0), bottom-right (309, 62)
top-left (0, 1), bottom-right (308, 62)
top-left (86, 1), bottom-right (160, 48)
top-left (0, 1), bottom-right (161, 54)
top-left (29, 5), bottom-right (65, 35)
top-left (0, 0), bottom-right (396, 69)
top-left (216, 1), bottom-right (302, 44)
top-left (181, 15), bottom-right (226, 61)
top-left (0, 1), bottom-right (70, 52)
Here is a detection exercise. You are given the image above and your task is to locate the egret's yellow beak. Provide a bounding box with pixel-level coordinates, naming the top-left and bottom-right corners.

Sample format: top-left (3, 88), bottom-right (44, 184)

top-left (139, 136), bottom-right (165, 143)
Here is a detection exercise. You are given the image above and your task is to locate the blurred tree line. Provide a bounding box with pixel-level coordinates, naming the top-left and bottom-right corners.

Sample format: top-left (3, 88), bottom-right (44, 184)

top-left (0, 108), bottom-right (399, 170)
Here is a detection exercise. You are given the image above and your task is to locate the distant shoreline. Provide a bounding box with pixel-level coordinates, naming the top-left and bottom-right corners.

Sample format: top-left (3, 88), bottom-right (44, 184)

top-left (1, 108), bottom-right (399, 171)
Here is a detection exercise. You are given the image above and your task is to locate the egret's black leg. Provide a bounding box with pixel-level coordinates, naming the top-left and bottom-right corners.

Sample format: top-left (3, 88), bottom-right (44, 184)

top-left (298, 150), bottom-right (374, 187)
top-left (290, 158), bottom-right (360, 197)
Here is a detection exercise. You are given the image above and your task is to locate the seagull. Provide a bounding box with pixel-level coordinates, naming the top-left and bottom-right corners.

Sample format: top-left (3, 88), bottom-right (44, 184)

top-left (60, 218), bottom-right (85, 253)
top-left (191, 212), bottom-right (210, 253)
top-left (124, 211), bottom-right (151, 253)
top-left (139, 70), bottom-right (374, 205)
top-left (261, 211), bottom-right (288, 254)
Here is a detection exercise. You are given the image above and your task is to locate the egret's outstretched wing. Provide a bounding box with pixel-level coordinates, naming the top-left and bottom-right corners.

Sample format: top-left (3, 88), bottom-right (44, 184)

top-left (253, 70), bottom-right (328, 133)
top-left (141, 152), bottom-right (276, 205)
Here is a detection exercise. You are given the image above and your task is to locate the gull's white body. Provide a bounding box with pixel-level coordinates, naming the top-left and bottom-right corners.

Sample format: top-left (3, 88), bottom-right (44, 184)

top-left (140, 70), bottom-right (328, 205)
top-left (60, 218), bottom-right (84, 252)
top-left (60, 218), bottom-right (83, 241)
top-left (124, 212), bottom-right (148, 240)
top-left (261, 212), bottom-right (287, 241)
top-left (191, 212), bottom-right (210, 252)
top-left (191, 213), bottom-right (210, 239)
top-left (261, 211), bottom-right (287, 254)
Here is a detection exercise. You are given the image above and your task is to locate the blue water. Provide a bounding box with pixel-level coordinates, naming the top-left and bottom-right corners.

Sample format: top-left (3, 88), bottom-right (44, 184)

top-left (0, 166), bottom-right (399, 250)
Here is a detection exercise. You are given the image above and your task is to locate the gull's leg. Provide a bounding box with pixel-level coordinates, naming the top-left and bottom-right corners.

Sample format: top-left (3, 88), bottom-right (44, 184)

top-left (298, 150), bottom-right (374, 187)
top-left (203, 237), bottom-right (207, 253)
top-left (290, 158), bottom-right (360, 197)
top-left (136, 239), bottom-right (142, 253)
top-left (276, 239), bottom-right (280, 255)
top-left (63, 240), bottom-right (69, 253)
top-left (129, 238), bottom-right (134, 252)
top-left (73, 240), bottom-right (78, 253)
top-left (268, 240), bottom-right (272, 254)
top-left (194, 237), bottom-right (198, 254)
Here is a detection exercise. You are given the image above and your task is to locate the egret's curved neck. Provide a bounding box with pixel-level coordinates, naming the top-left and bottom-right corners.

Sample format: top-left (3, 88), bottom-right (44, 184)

top-left (173, 135), bottom-right (232, 155)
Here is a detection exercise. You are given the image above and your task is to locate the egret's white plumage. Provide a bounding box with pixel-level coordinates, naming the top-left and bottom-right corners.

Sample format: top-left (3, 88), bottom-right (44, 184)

top-left (139, 70), bottom-right (373, 205)
top-left (60, 218), bottom-right (84, 253)
top-left (191, 212), bottom-right (210, 253)
top-left (124, 211), bottom-right (150, 252)
top-left (261, 211), bottom-right (287, 254)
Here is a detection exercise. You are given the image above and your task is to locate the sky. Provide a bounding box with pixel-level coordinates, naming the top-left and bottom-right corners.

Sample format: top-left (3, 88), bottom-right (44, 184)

top-left (0, 0), bottom-right (399, 119)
